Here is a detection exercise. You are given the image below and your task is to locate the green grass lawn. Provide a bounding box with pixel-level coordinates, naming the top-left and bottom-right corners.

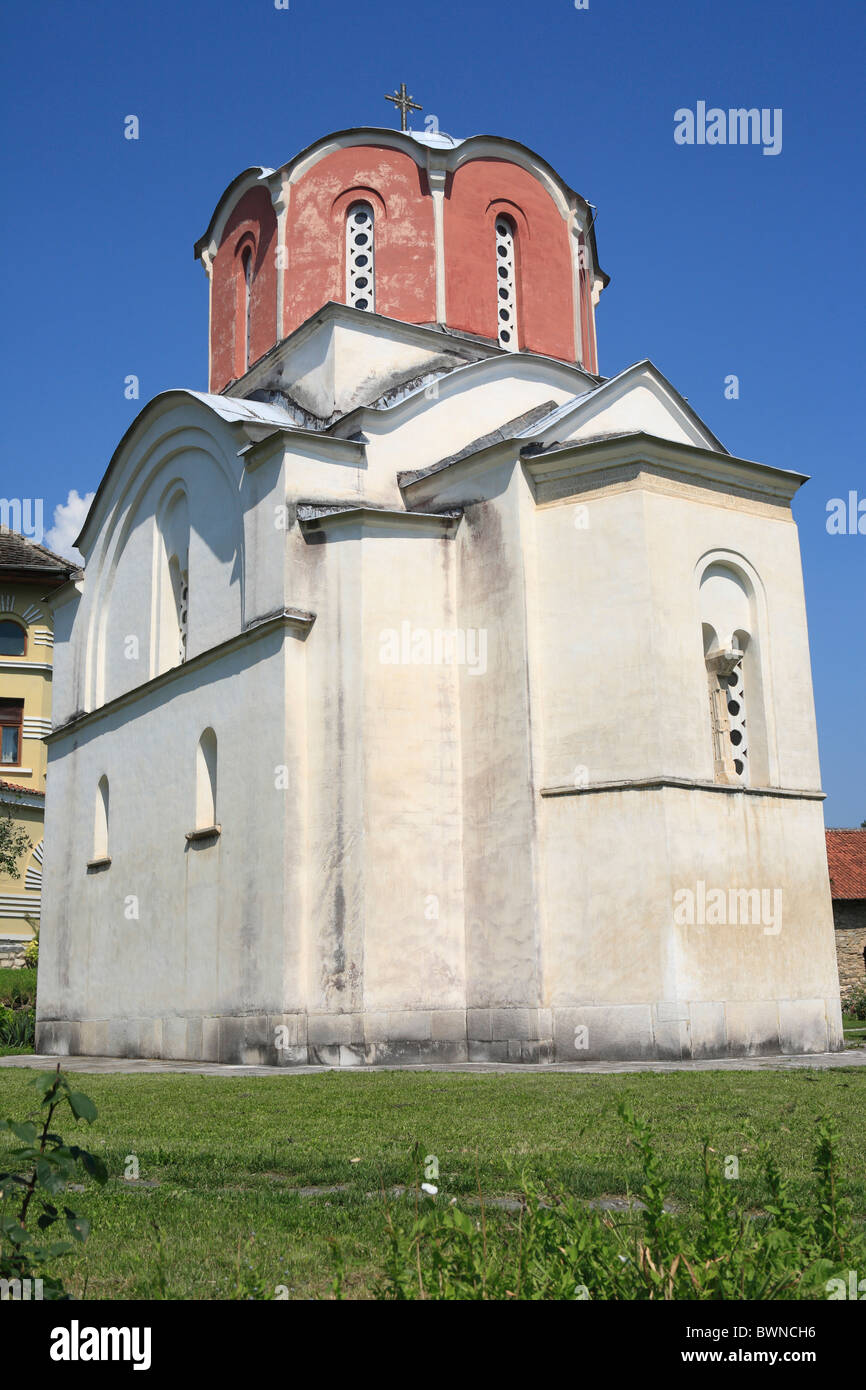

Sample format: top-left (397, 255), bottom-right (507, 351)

top-left (0, 1066), bottom-right (864, 1299)
top-left (0, 967), bottom-right (36, 1007)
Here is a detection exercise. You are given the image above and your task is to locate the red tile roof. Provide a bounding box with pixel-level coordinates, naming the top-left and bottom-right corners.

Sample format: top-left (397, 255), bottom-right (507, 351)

top-left (826, 829), bottom-right (866, 900)
top-left (0, 778), bottom-right (44, 797)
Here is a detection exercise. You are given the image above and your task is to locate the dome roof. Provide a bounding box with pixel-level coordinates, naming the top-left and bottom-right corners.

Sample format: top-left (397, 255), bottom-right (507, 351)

top-left (195, 128), bottom-right (608, 393)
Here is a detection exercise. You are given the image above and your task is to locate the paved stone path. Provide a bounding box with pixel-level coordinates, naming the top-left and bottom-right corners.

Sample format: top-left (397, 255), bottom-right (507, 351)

top-left (1, 1049), bottom-right (864, 1078)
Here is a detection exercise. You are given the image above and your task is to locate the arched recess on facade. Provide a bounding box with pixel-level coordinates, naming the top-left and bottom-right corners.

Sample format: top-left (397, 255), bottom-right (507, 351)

top-left (234, 232), bottom-right (257, 377)
top-left (331, 186), bottom-right (387, 306)
top-left (88, 404), bottom-right (247, 710)
top-left (93, 776), bottom-right (110, 860)
top-left (195, 727), bottom-right (218, 830)
top-left (154, 482), bottom-right (190, 676)
top-left (695, 551), bottom-right (776, 788)
top-left (211, 185), bottom-right (278, 388)
top-left (486, 199), bottom-right (529, 351)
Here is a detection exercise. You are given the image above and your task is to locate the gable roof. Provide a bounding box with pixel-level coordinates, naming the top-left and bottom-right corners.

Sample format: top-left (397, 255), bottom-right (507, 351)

top-left (520, 360), bottom-right (730, 456)
top-left (0, 528), bottom-right (80, 579)
top-left (396, 359), bottom-right (734, 492)
top-left (826, 829), bottom-right (866, 899)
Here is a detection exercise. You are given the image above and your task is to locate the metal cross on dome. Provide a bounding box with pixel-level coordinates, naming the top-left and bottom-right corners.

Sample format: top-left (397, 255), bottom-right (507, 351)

top-left (385, 83), bottom-right (422, 132)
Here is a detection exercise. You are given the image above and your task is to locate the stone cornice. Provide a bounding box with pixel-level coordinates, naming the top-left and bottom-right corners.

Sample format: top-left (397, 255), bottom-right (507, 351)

top-left (540, 775), bottom-right (825, 801)
top-left (46, 606), bottom-right (316, 745)
top-left (298, 503), bottom-right (461, 536)
top-left (523, 432), bottom-right (807, 506)
top-left (0, 660), bottom-right (52, 674)
top-left (400, 435), bottom-right (518, 506)
top-left (238, 427), bottom-right (365, 472)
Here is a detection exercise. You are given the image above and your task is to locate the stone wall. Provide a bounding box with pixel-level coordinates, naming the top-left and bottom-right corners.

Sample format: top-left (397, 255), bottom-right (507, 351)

top-left (834, 901), bottom-right (866, 995)
top-left (0, 937), bottom-right (28, 970)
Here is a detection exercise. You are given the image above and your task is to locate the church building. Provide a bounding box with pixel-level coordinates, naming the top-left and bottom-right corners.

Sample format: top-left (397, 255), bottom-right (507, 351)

top-left (36, 117), bottom-right (843, 1064)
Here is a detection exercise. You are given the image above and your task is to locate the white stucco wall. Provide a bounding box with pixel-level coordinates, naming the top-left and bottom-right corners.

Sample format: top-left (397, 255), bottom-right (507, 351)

top-left (37, 330), bottom-right (841, 1064)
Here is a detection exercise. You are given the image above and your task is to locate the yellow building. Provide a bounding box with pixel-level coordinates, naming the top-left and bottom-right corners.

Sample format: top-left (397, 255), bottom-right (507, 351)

top-left (0, 529), bottom-right (80, 962)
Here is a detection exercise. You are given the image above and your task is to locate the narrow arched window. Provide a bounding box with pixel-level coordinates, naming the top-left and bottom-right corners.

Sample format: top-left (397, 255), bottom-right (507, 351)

top-left (346, 203), bottom-right (375, 311)
top-left (169, 553), bottom-right (189, 663)
top-left (241, 245), bottom-right (252, 369)
top-left (0, 620), bottom-right (26, 657)
top-left (494, 216), bottom-right (518, 350)
top-left (94, 776), bottom-right (110, 860)
top-left (156, 489), bottom-right (190, 673)
top-left (195, 728), bottom-right (218, 830)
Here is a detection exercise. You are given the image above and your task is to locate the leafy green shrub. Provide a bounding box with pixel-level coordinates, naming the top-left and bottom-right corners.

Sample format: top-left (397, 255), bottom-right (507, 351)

top-left (23, 932), bottom-right (38, 970)
top-left (0, 1068), bottom-right (106, 1298)
top-left (842, 985), bottom-right (866, 1022)
top-left (362, 1109), bottom-right (864, 1300)
top-left (0, 967), bottom-right (36, 1048)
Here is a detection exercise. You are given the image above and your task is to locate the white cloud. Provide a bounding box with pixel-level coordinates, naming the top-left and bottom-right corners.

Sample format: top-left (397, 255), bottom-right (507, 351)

top-left (45, 489), bottom-right (95, 563)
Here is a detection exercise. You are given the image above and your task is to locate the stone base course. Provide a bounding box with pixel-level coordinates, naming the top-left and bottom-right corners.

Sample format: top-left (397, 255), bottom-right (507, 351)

top-left (36, 997), bottom-right (844, 1066)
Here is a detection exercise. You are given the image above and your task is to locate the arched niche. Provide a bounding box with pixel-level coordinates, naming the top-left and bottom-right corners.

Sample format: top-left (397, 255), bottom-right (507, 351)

top-left (698, 559), bottom-right (770, 788)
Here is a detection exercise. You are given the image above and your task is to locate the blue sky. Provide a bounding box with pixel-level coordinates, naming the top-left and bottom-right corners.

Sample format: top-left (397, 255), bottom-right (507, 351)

top-left (1, 0), bottom-right (863, 823)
